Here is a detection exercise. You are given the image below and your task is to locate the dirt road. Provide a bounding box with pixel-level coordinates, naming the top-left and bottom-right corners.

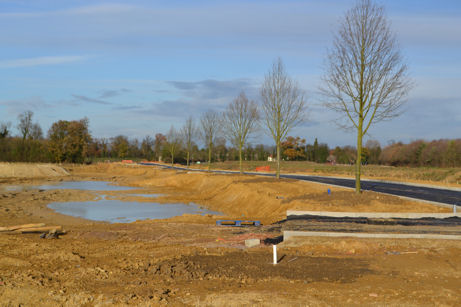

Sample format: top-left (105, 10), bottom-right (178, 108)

top-left (0, 163), bottom-right (460, 306)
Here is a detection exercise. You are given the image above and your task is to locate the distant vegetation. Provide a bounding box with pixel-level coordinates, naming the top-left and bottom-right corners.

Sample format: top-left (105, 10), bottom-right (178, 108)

top-left (0, 111), bottom-right (459, 169)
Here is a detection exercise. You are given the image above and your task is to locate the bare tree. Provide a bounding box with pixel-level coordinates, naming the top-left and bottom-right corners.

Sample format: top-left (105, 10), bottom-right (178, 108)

top-left (223, 92), bottom-right (259, 174)
top-left (261, 58), bottom-right (305, 179)
top-left (30, 123), bottom-right (43, 140)
top-left (321, 0), bottom-right (412, 193)
top-left (153, 133), bottom-right (166, 161)
top-left (181, 116), bottom-right (197, 167)
top-left (200, 110), bottom-right (221, 170)
top-left (17, 110), bottom-right (34, 141)
top-left (0, 122), bottom-right (11, 139)
top-left (166, 126), bottom-right (182, 166)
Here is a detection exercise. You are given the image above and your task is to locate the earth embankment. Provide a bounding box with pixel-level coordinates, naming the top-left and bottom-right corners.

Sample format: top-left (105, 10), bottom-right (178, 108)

top-left (0, 163), bottom-right (69, 179)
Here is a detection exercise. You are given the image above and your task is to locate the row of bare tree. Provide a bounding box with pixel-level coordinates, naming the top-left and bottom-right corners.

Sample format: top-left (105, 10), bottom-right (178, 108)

top-left (167, 0), bottom-right (414, 192)
top-left (162, 58), bottom-right (304, 179)
top-left (1, 1), bottom-right (429, 193)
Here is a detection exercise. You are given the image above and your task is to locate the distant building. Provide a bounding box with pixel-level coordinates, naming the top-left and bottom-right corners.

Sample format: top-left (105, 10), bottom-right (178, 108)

top-left (267, 155), bottom-right (274, 162)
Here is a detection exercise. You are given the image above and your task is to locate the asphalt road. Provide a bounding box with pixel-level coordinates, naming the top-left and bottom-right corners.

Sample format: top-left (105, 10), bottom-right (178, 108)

top-left (139, 162), bottom-right (461, 206)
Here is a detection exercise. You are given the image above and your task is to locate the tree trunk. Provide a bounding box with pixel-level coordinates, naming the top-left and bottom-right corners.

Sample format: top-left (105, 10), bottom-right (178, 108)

top-left (171, 152), bottom-right (174, 166)
top-left (186, 151), bottom-right (190, 167)
top-left (208, 142), bottom-right (212, 171)
top-left (276, 141), bottom-right (281, 179)
top-left (239, 144), bottom-right (243, 174)
top-left (355, 118), bottom-right (363, 194)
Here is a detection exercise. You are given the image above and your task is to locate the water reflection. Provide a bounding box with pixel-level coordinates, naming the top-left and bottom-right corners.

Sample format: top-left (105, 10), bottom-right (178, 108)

top-left (0, 181), bottom-right (136, 192)
top-left (48, 199), bottom-right (222, 223)
top-left (37, 181), bottom-right (136, 191)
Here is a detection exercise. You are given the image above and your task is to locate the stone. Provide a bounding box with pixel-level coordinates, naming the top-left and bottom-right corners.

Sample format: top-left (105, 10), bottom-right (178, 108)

top-left (245, 239), bottom-right (260, 248)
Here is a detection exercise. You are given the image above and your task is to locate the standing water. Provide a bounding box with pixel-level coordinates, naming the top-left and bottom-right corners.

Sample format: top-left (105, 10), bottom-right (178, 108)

top-left (0, 180), bottom-right (223, 223)
top-left (48, 199), bottom-right (221, 223)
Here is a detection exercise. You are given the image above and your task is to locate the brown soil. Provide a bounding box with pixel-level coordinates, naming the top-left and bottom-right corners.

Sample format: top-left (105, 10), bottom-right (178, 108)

top-left (0, 163), bottom-right (69, 178)
top-left (0, 163), bottom-right (460, 306)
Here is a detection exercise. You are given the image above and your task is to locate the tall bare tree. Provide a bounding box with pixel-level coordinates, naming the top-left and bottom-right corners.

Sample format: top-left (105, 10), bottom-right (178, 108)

top-left (200, 110), bottom-right (221, 170)
top-left (166, 126), bottom-right (182, 166)
top-left (261, 58), bottom-right (305, 179)
top-left (321, 0), bottom-right (412, 193)
top-left (181, 116), bottom-right (197, 167)
top-left (223, 92), bottom-right (259, 174)
top-left (17, 110), bottom-right (33, 141)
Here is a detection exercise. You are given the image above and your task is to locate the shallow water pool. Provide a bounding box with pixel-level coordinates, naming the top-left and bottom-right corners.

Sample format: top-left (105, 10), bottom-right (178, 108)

top-left (1, 181), bottom-right (136, 192)
top-left (48, 199), bottom-right (222, 223)
top-left (37, 181), bottom-right (136, 191)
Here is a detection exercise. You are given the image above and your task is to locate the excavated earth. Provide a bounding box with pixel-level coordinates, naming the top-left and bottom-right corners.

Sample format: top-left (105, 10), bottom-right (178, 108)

top-left (0, 163), bottom-right (460, 306)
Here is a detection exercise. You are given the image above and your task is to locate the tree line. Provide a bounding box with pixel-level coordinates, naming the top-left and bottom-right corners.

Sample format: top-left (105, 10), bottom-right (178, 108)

top-left (0, 110), bottom-right (459, 167)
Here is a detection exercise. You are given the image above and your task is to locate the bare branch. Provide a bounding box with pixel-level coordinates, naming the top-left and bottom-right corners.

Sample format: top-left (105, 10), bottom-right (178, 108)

top-left (200, 110), bottom-right (222, 170)
top-left (222, 92), bottom-right (259, 173)
top-left (261, 57), bottom-right (306, 178)
top-left (166, 126), bottom-right (182, 166)
top-left (320, 0), bottom-right (413, 192)
top-left (181, 116), bottom-right (197, 167)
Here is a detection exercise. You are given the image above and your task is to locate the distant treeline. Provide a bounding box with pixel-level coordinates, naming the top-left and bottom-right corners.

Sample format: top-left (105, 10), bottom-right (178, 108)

top-left (379, 139), bottom-right (461, 167)
top-left (1, 111), bottom-right (460, 167)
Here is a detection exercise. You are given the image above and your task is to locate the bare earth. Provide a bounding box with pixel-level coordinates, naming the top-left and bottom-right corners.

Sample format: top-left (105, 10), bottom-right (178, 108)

top-left (0, 163), bottom-right (460, 306)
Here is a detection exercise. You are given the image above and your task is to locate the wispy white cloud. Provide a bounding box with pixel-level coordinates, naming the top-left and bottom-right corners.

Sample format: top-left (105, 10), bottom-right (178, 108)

top-left (71, 94), bottom-right (111, 105)
top-left (0, 55), bottom-right (88, 68)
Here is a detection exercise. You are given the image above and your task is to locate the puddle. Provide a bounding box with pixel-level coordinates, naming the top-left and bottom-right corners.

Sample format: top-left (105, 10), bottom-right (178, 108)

top-left (37, 181), bottom-right (136, 191)
top-left (126, 193), bottom-right (163, 198)
top-left (0, 185), bottom-right (26, 192)
top-left (3, 180), bottom-right (222, 222)
top-left (1, 181), bottom-right (137, 192)
top-left (48, 200), bottom-right (222, 223)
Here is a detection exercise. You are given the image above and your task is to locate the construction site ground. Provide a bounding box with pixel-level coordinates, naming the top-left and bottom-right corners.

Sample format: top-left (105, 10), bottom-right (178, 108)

top-left (0, 163), bottom-right (460, 306)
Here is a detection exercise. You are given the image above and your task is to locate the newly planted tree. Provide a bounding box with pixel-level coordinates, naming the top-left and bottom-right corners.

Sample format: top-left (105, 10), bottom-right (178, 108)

top-left (223, 92), bottom-right (259, 174)
top-left (321, 0), bottom-right (412, 193)
top-left (200, 110), bottom-right (221, 170)
top-left (261, 58), bottom-right (305, 179)
top-left (166, 126), bottom-right (182, 166)
top-left (181, 116), bottom-right (197, 167)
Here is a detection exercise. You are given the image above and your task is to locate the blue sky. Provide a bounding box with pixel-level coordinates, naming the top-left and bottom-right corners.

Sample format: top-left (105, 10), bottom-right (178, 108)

top-left (0, 0), bottom-right (460, 147)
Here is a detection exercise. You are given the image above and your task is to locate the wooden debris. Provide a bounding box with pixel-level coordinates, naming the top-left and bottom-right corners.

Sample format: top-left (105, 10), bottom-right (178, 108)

top-left (15, 226), bottom-right (62, 233)
top-left (1, 224), bottom-right (65, 237)
top-left (0, 223), bottom-right (45, 232)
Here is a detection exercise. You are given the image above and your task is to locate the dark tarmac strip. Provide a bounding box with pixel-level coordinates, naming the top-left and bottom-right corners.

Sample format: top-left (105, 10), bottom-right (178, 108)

top-left (138, 162), bottom-right (461, 207)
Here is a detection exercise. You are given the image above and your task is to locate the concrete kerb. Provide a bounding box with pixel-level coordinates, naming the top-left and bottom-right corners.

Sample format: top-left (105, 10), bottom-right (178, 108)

top-left (286, 210), bottom-right (461, 219)
top-left (283, 230), bottom-right (461, 241)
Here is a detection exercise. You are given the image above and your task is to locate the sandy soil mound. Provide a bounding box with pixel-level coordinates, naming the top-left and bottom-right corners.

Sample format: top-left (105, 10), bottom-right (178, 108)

top-left (0, 163), bottom-right (69, 178)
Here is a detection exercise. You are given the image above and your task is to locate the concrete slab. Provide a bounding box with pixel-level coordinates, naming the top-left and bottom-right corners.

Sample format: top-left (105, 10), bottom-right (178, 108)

top-left (245, 239), bottom-right (260, 248)
top-left (283, 230), bottom-right (461, 241)
top-left (286, 210), bottom-right (461, 219)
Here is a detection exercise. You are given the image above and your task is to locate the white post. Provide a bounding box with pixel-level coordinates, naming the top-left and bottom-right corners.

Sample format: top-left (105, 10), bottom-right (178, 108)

top-left (273, 245), bottom-right (277, 265)
top-left (454, 205), bottom-right (457, 214)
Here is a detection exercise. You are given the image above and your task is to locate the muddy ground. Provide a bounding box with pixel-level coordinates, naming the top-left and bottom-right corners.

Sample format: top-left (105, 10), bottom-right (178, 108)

top-left (0, 163), bottom-right (460, 306)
